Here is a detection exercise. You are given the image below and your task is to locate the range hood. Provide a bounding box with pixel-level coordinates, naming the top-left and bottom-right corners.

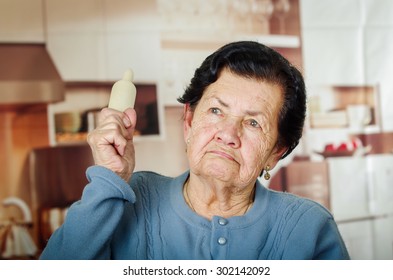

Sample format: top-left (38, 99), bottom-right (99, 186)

top-left (0, 43), bottom-right (64, 104)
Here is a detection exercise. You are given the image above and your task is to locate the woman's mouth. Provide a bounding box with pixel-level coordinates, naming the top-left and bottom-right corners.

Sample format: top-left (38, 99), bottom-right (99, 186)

top-left (208, 150), bottom-right (236, 162)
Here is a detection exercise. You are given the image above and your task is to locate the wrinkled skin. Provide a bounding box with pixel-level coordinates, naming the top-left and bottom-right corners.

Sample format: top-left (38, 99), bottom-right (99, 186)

top-left (86, 68), bottom-right (286, 219)
top-left (183, 69), bottom-right (286, 218)
top-left (87, 108), bottom-right (137, 182)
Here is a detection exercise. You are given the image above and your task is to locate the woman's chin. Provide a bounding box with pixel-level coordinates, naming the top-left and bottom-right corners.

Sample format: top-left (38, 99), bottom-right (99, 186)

top-left (201, 163), bottom-right (238, 183)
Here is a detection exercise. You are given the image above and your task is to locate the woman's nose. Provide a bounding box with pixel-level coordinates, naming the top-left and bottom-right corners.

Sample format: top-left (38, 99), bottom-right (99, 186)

top-left (215, 118), bottom-right (241, 148)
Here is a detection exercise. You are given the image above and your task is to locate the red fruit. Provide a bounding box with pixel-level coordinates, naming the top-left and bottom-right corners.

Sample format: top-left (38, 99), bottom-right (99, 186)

top-left (324, 144), bottom-right (336, 151)
top-left (337, 143), bottom-right (348, 151)
top-left (352, 138), bottom-right (362, 149)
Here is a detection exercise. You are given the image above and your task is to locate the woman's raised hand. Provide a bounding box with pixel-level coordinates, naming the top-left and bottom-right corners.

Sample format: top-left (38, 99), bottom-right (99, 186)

top-left (87, 107), bottom-right (137, 182)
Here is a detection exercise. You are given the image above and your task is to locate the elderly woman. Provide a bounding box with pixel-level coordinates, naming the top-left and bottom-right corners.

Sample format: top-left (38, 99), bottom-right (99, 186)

top-left (40, 41), bottom-right (349, 260)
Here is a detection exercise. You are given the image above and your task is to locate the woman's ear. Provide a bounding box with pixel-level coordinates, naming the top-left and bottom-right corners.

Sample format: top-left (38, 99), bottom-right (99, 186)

top-left (266, 146), bottom-right (288, 170)
top-left (183, 103), bottom-right (193, 143)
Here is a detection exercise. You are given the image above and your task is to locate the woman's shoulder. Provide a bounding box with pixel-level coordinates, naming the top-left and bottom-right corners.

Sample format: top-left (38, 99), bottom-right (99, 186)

top-left (265, 187), bottom-right (334, 221)
top-left (131, 171), bottom-right (177, 183)
top-left (129, 171), bottom-right (188, 193)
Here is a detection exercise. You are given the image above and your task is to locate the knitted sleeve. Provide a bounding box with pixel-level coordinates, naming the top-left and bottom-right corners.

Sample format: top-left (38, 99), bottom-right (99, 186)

top-left (39, 165), bottom-right (136, 260)
top-left (280, 201), bottom-right (350, 260)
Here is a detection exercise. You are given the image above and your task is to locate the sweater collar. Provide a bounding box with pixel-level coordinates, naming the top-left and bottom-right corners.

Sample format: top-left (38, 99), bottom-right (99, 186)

top-left (169, 170), bottom-right (271, 229)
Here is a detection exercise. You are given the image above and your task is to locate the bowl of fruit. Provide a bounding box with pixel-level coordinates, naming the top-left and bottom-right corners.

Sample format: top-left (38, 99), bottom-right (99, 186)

top-left (315, 138), bottom-right (371, 158)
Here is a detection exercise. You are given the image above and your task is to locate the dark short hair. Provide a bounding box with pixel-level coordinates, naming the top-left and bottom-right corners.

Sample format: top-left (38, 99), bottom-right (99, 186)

top-left (177, 41), bottom-right (306, 159)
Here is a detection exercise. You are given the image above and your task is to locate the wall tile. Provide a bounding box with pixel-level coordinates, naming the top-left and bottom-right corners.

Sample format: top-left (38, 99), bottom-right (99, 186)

top-left (103, 0), bottom-right (159, 32)
top-left (0, 0), bottom-right (44, 42)
top-left (364, 27), bottom-right (393, 83)
top-left (105, 30), bottom-right (160, 82)
top-left (300, 0), bottom-right (362, 27)
top-left (47, 33), bottom-right (106, 81)
top-left (363, 0), bottom-right (393, 26)
top-left (364, 27), bottom-right (393, 130)
top-left (302, 27), bottom-right (365, 85)
top-left (45, 0), bottom-right (104, 34)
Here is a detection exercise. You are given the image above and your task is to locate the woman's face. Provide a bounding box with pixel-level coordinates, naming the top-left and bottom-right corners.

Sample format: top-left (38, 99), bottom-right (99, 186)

top-left (184, 68), bottom-right (285, 188)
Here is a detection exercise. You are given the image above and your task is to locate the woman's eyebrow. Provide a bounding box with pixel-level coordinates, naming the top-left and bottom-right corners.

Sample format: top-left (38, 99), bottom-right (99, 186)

top-left (245, 110), bottom-right (263, 117)
top-left (211, 96), bottom-right (228, 108)
top-left (211, 96), bottom-right (263, 117)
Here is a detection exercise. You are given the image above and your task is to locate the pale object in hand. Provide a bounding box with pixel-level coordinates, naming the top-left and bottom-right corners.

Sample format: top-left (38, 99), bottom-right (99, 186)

top-left (108, 69), bottom-right (137, 111)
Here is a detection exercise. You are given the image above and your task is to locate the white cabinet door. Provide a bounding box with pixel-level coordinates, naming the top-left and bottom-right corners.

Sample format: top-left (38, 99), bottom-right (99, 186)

top-left (337, 219), bottom-right (374, 260)
top-left (373, 216), bottom-right (393, 260)
top-left (0, 0), bottom-right (44, 42)
top-left (328, 157), bottom-right (370, 221)
top-left (365, 154), bottom-right (393, 215)
top-left (338, 216), bottom-right (393, 260)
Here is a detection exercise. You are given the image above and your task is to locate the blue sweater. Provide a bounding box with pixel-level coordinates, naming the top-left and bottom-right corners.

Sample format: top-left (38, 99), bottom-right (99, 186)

top-left (40, 166), bottom-right (349, 260)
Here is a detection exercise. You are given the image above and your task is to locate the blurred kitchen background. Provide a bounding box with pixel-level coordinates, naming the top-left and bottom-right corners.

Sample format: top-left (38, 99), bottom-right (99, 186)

top-left (0, 0), bottom-right (392, 260)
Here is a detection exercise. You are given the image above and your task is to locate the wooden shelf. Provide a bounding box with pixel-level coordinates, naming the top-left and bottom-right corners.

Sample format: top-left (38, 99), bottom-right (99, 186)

top-left (161, 32), bottom-right (301, 50)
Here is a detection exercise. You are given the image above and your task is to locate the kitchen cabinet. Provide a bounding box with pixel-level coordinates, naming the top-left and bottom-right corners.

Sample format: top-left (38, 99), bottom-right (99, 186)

top-left (337, 219), bottom-right (375, 260)
top-left (328, 154), bottom-right (393, 259)
top-left (362, 155), bottom-right (393, 215)
top-left (45, 0), bottom-right (159, 82)
top-left (270, 154), bottom-right (393, 259)
top-left (28, 144), bottom-right (94, 249)
top-left (373, 216), bottom-right (393, 260)
top-left (328, 157), bottom-right (371, 221)
top-left (338, 216), bottom-right (393, 260)
top-left (328, 154), bottom-right (393, 221)
top-left (0, 0), bottom-right (45, 43)
top-left (269, 160), bottom-right (330, 209)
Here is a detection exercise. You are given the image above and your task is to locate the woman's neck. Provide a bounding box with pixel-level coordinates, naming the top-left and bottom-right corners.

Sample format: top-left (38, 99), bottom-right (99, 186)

top-left (183, 175), bottom-right (255, 220)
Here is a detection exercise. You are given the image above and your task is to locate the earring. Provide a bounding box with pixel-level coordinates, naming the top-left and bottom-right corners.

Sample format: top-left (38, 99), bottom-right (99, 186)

top-left (264, 165), bottom-right (271, 180)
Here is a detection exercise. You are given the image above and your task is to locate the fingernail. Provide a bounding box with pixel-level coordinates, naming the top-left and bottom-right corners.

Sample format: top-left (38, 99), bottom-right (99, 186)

top-left (123, 117), bottom-right (131, 127)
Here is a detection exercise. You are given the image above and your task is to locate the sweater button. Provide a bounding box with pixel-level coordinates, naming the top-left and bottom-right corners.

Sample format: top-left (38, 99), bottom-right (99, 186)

top-left (217, 237), bottom-right (227, 245)
top-left (218, 218), bottom-right (228, 226)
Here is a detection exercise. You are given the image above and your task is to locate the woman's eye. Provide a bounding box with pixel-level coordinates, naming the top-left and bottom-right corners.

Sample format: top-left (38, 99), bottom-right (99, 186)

top-left (249, 119), bottom-right (260, 128)
top-left (211, 107), bottom-right (221, 114)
